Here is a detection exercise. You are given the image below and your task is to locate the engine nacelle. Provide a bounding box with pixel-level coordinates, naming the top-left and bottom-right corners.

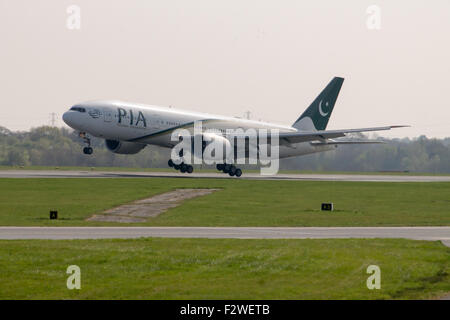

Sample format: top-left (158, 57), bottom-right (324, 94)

top-left (105, 139), bottom-right (146, 154)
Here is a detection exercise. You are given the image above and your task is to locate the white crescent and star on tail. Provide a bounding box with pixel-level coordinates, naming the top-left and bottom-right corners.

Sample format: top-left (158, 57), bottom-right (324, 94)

top-left (318, 100), bottom-right (330, 117)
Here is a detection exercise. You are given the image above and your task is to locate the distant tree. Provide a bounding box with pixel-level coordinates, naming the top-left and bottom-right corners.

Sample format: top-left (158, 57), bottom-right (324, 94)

top-left (0, 126), bottom-right (11, 136)
top-left (6, 149), bottom-right (29, 166)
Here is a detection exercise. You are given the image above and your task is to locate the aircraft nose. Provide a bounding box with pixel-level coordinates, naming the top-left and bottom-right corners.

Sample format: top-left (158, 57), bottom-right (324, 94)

top-left (62, 110), bottom-right (76, 128)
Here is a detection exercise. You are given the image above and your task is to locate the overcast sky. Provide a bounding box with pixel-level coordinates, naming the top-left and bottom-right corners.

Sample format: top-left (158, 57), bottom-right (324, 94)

top-left (0, 0), bottom-right (449, 138)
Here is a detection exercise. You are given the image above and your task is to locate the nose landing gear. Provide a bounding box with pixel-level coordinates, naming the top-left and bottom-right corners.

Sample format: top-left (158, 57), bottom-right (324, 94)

top-left (80, 132), bottom-right (93, 155)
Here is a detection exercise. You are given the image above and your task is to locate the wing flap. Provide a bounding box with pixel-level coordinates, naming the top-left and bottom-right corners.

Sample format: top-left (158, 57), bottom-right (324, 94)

top-left (310, 140), bottom-right (385, 145)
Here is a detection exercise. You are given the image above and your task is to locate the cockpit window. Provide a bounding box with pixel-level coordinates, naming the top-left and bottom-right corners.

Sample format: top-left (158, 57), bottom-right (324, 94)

top-left (70, 106), bottom-right (86, 112)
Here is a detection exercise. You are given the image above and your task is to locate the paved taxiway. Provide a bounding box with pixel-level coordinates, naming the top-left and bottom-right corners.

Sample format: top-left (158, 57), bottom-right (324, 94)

top-left (1, 227), bottom-right (449, 245)
top-left (1, 170), bottom-right (450, 182)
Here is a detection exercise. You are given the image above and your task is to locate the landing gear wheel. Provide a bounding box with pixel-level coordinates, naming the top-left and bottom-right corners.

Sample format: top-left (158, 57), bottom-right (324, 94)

top-left (180, 163), bottom-right (188, 173)
top-left (228, 171), bottom-right (235, 177)
top-left (235, 168), bottom-right (242, 177)
top-left (216, 164), bottom-right (224, 171)
top-left (229, 165), bottom-right (237, 175)
top-left (83, 147), bottom-right (93, 155)
top-left (174, 164), bottom-right (180, 170)
top-left (223, 164), bottom-right (231, 173)
top-left (168, 159), bottom-right (174, 168)
top-left (187, 165), bottom-right (194, 174)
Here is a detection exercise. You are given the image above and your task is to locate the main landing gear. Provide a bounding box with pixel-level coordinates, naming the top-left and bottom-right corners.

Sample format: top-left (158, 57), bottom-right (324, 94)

top-left (216, 163), bottom-right (242, 177)
top-left (168, 159), bottom-right (194, 174)
top-left (80, 132), bottom-right (93, 155)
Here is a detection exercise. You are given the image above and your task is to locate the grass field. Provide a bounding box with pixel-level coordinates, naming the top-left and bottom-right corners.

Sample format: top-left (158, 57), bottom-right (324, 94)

top-left (0, 178), bottom-right (449, 226)
top-left (1, 177), bottom-right (448, 300)
top-left (0, 238), bottom-right (448, 299)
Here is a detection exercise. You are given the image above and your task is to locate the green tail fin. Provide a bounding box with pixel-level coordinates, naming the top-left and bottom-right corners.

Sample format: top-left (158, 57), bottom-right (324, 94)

top-left (292, 77), bottom-right (344, 131)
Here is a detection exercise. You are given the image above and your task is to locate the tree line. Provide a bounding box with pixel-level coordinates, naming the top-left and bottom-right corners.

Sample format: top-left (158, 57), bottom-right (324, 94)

top-left (0, 126), bottom-right (449, 173)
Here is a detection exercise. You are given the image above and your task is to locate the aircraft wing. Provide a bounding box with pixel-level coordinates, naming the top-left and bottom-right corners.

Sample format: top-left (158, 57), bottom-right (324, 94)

top-left (228, 125), bottom-right (408, 145)
top-left (275, 125), bottom-right (407, 144)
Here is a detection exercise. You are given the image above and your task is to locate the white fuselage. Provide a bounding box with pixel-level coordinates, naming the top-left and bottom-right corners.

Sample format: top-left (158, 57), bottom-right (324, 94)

top-left (62, 100), bottom-right (335, 159)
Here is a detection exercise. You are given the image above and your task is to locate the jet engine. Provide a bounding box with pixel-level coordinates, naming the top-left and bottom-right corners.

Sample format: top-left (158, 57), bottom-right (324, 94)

top-left (105, 139), bottom-right (146, 154)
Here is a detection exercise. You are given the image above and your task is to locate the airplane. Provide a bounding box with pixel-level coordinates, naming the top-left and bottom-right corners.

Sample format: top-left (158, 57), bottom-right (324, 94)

top-left (62, 77), bottom-right (406, 177)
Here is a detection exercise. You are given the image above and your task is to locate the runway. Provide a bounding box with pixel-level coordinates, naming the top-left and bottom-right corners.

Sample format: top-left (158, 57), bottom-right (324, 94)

top-left (1, 170), bottom-right (450, 182)
top-left (1, 227), bottom-right (449, 245)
